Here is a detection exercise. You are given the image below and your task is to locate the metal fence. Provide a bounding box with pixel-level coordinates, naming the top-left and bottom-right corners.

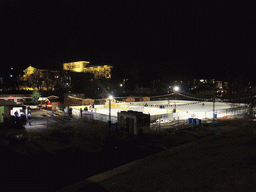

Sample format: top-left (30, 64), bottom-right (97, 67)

top-left (151, 106), bottom-right (249, 125)
top-left (150, 113), bottom-right (173, 123)
top-left (70, 105), bottom-right (248, 126)
top-left (173, 105), bottom-right (248, 121)
top-left (149, 105), bottom-right (249, 132)
top-left (93, 113), bottom-right (118, 123)
top-left (71, 108), bottom-right (118, 123)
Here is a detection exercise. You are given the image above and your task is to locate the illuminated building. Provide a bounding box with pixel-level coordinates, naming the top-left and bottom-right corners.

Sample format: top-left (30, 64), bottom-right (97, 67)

top-left (216, 81), bottom-right (222, 89)
top-left (18, 62), bottom-right (111, 97)
top-left (18, 66), bottom-right (66, 91)
top-left (63, 61), bottom-right (112, 79)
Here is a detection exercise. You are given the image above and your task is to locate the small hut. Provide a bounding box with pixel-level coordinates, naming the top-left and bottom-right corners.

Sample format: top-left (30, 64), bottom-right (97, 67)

top-left (46, 96), bottom-right (60, 110)
top-left (81, 98), bottom-right (95, 105)
top-left (38, 97), bottom-right (48, 108)
top-left (104, 98), bottom-right (116, 106)
top-left (123, 96), bottom-right (135, 102)
top-left (138, 96), bottom-right (150, 102)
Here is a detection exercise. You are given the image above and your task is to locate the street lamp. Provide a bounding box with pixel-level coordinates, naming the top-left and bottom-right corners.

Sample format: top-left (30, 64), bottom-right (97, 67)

top-left (174, 86), bottom-right (179, 100)
top-left (67, 91), bottom-right (71, 116)
top-left (108, 95), bottom-right (113, 127)
top-left (168, 86), bottom-right (171, 105)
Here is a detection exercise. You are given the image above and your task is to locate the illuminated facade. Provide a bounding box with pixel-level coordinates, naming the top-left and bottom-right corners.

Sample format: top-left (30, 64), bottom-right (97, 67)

top-left (23, 66), bottom-right (36, 76)
top-left (63, 61), bottom-right (112, 79)
top-left (18, 66), bottom-right (62, 91)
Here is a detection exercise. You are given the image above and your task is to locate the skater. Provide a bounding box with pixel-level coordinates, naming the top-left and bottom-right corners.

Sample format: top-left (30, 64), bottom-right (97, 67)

top-left (14, 111), bottom-right (19, 124)
top-left (28, 113), bottom-right (31, 126)
top-left (89, 105), bottom-right (93, 112)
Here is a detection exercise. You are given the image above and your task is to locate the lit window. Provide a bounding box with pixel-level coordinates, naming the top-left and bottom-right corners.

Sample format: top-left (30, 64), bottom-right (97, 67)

top-left (10, 74), bottom-right (13, 77)
top-left (11, 67), bottom-right (13, 70)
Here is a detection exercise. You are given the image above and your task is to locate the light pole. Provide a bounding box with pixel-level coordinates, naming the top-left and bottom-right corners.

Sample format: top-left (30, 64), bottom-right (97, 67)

top-left (213, 82), bottom-right (215, 122)
top-left (67, 91), bottom-right (71, 116)
top-left (168, 86), bottom-right (171, 105)
top-left (174, 86), bottom-right (179, 100)
top-left (108, 95), bottom-right (113, 127)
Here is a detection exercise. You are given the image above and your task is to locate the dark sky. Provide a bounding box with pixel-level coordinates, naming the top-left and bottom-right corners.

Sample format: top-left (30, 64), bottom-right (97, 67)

top-left (1, 1), bottom-right (255, 83)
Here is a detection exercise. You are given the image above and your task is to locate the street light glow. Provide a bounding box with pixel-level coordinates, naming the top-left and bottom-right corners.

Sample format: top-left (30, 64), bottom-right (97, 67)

top-left (109, 95), bottom-right (113, 100)
top-left (120, 83), bottom-right (123, 87)
top-left (174, 86), bottom-right (179, 92)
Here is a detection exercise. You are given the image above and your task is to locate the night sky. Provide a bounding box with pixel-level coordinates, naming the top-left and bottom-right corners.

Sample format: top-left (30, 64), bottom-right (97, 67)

top-left (1, 1), bottom-right (255, 84)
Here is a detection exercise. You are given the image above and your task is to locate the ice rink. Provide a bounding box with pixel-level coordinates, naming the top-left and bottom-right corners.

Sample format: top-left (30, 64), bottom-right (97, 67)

top-left (93, 100), bottom-right (248, 122)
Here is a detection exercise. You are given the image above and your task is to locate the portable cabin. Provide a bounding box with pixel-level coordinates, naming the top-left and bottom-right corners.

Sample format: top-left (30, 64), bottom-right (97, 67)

top-left (0, 100), bottom-right (27, 125)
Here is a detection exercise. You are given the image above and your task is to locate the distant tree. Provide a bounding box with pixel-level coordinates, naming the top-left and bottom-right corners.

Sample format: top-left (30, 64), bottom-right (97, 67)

top-left (31, 90), bottom-right (41, 104)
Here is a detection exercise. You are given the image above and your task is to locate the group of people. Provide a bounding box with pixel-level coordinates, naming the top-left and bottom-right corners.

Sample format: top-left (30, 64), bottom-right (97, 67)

top-left (13, 110), bottom-right (31, 125)
top-left (84, 103), bottom-right (94, 112)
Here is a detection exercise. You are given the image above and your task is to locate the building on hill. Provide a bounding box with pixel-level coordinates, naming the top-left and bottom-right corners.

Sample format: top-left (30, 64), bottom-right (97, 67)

top-left (17, 65), bottom-right (64, 91)
top-left (63, 61), bottom-right (112, 79)
top-left (18, 62), bottom-right (113, 98)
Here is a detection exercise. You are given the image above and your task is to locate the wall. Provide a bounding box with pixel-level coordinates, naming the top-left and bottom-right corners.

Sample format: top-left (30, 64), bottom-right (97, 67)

top-left (70, 108), bottom-right (118, 123)
top-left (0, 106), bottom-right (11, 123)
top-left (0, 106), bottom-right (4, 123)
top-left (93, 112), bottom-right (117, 123)
top-left (150, 113), bottom-right (173, 123)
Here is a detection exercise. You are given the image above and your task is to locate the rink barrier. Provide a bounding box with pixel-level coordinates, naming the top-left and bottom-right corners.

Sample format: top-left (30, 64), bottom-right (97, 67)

top-left (69, 103), bottom-right (248, 124)
top-left (70, 108), bottom-right (118, 123)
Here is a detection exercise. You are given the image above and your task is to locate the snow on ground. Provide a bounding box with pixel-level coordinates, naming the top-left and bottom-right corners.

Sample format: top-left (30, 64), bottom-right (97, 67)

top-left (71, 100), bottom-right (247, 123)
top-left (93, 100), bottom-right (246, 122)
top-left (96, 100), bottom-right (246, 117)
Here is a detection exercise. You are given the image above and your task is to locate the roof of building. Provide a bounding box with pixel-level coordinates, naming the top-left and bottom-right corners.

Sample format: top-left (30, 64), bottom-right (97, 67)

top-left (0, 94), bottom-right (32, 98)
top-left (46, 98), bottom-right (59, 102)
top-left (0, 100), bottom-right (26, 106)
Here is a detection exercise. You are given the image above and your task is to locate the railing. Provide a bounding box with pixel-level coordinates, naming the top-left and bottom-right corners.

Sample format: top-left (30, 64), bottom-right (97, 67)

top-left (93, 113), bottom-right (118, 123)
top-left (71, 105), bottom-right (249, 127)
top-left (151, 106), bottom-right (249, 128)
top-left (71, 108), bottom-right (118, 123)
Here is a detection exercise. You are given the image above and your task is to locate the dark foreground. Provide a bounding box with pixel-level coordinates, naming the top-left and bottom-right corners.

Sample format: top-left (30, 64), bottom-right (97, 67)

top-left (0, 123), bottom-right (190, 191)
top-left (1, 117), bottom-right (256, 191)
top-left (60, 118), bottom-right (256, 192)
